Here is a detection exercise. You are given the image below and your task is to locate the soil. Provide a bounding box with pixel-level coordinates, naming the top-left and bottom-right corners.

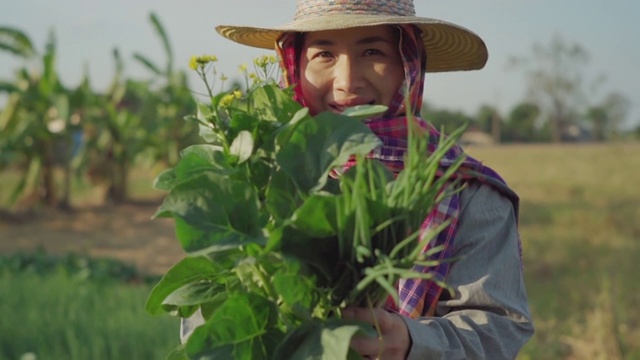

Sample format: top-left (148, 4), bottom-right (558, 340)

top-left (0, 202), bottom-right (185, 276)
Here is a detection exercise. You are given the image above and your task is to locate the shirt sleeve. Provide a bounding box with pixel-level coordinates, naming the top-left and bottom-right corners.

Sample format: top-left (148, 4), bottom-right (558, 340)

top-left (180, 308), bottom-right (205, 345)
top-left (402, 181), bottom-right (534, 360)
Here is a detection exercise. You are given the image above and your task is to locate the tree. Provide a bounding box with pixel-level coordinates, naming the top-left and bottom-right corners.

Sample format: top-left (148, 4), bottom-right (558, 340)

top-left (475, 105), bottom-right (502, 144)
top-left (422, 102), bottom-right (474, 135)
top-left (509, 34), bottom-right (595, 143)
top-left (586, 92), bottom-right (630, 141)
top-left (504, 102), bottom-right (540, 143)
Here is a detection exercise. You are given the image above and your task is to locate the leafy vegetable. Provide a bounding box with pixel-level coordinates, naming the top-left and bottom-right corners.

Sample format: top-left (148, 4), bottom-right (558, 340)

top-left (147, 56), bottom-right (465, 359)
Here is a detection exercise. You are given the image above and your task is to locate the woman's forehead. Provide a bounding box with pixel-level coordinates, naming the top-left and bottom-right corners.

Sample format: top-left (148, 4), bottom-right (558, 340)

top-left (303, 25), bottom-right (398, 46)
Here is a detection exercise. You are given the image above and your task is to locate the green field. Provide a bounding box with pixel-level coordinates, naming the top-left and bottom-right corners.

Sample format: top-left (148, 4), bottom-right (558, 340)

top-left (467, 143), bottom-right (640, 359)
top-left (1, 142), bottom-right (639, 359)
top-left (0, 271), bottom-right (179, 360)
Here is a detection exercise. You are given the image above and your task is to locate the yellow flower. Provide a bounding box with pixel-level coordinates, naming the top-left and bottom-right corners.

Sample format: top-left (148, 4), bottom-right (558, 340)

top-left (220, 74), bottom-right (228, 81)
top-left (189, 54), bottom-right (219, 70)
top-left (253, 54), bottom-right (277, 68)
top-left (219, 93), bottom-right (236, 108)
top-left (233, 90), bottom-right (242, 98)
top-left (188, 56), bottom-right (199, 70)
top-left (248, 73), bottom-right (261, 84)
top-left (238, 63), bottom-right (248, 73)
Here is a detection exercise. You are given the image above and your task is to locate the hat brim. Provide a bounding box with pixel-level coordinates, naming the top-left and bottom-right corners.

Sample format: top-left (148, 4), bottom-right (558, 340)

top-left (216, 14), bottom-right (488, 73)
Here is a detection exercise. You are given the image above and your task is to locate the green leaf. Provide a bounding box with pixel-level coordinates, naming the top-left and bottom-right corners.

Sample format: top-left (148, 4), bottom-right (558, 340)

top-left (154, 173), bottom-right (263, 254)
top-left (230, 130), bottom-right (253, 164)
top-left (271, 260), bottom-right (316, 313)
top-left (162, 281), bottom-right (228, 317)
top-left (185, 292), bottom-right (283, 360)
top-left (166, 344), bottom-right (188, 360)
top-left (175, 144), bottom-right (232, 182)
top-left (0, 26), bottom-right (36, 58)
top-left (264, 169), bottom-right (303, 223)
top-left (133, 52), bottom-right (163, 76)
top-left (149, 12), bottom-right (173, 73)
top-left (249, 84), bottom-right (302, 123)
top-left (229, 111), bottom-right (260, 134)
top-left (0, 81), bottom-right (21, 94)
top-left (290, 193), bottom-right (340, 238)
top-left (276, 113), bottom-right (381, 192)
top-left (272, 107), bottom-right (312, 148)
top-left (145, 256), bottom-right (218, 315)
top-left (341, 104), bottom-right (388, 120)
top-left (40, 30), bottom-right (58, 97)
top-left (153, 168), bottom-right (177, 191)
top-left (273, 319), bottom-right (374, 360)
top-left (339, 159), bottom-right (395, 226)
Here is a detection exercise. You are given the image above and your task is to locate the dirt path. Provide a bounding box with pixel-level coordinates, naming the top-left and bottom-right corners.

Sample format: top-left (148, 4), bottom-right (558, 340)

top-left (0, 203), bottom-right (185, 275)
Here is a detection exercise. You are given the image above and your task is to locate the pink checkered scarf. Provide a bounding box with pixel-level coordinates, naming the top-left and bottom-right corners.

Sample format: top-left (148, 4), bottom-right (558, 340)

top-left (276, 25), bottom-right (519, 318)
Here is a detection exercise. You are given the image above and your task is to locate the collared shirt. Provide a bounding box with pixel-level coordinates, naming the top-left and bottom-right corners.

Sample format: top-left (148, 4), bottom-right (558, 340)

top-left (404, 181), bottom-right (533, 359)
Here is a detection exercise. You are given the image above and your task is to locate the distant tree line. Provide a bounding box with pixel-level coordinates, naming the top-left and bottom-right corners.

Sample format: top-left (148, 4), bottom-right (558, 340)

top-left (426, 34), bottom-right (635, 144)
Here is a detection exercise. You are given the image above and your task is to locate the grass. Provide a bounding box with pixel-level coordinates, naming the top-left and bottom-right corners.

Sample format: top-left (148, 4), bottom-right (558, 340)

top-left (466, 142), bottom-right (640, 359)
top-left (0, 270), bottom-right (180, 360)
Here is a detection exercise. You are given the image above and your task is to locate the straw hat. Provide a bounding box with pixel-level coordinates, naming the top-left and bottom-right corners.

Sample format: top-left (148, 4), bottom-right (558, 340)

top-left (216, 0), bottom-right (488, 73)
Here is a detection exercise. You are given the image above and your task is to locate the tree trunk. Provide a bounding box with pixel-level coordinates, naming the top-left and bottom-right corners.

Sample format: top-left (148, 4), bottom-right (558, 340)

top-left (491, 110), bottom-right (501, 144)
top-left (40, 139), bottom-right (58, 207)
top-left (58, 162), bottom-right (72, 210)
top-left (105, 157), bottom-right (128, 204)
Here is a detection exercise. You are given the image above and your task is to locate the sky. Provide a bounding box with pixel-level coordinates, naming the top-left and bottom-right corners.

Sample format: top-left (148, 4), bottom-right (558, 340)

top-left (2, 0), bottom-right (639, 129)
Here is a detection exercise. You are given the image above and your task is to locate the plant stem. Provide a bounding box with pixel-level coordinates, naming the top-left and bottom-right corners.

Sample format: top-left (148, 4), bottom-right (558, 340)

top-left (252, 264), bottom-right (278, 301)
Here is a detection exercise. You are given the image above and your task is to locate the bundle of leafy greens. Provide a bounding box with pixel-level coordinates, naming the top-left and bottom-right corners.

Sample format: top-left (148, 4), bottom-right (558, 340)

top-left (146, 56), bottom-right (466, 360)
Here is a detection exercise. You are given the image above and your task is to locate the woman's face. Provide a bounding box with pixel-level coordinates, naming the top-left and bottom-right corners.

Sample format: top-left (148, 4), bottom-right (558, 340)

top-left (299, 25), bottom-right (405, 115)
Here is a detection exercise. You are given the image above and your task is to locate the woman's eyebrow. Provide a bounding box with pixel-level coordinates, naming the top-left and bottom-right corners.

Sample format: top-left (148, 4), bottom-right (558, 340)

top-left (307, 39), bottom-right (334, 47)
top-left (306, 36), bottom-right (391, 47)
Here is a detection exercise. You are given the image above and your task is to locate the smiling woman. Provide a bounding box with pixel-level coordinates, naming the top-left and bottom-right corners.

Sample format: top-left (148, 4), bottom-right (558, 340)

top-left (170, 1), bottom-right (535, 359)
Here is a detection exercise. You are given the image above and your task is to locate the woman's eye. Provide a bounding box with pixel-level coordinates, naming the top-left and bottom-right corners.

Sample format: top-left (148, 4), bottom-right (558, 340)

top-left (364, 49), bottom-right (384, 56)
top-left (309, 50), bottom-right (333, 59)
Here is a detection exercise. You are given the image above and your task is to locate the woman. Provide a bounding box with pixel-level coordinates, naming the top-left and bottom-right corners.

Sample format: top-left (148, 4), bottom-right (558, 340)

top-left (183, 1), bottom-right (534, 359)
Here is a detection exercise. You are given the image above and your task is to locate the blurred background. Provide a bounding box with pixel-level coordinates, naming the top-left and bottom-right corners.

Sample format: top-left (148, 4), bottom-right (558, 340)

top-left (1, 1), bottom-right (639, 359)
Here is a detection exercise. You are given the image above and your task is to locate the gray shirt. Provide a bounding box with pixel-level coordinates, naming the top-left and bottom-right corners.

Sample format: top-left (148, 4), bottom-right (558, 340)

top-left (403, 181), bottom-right (534, 359)
top-left (180, 182), bottom-right (534, 359)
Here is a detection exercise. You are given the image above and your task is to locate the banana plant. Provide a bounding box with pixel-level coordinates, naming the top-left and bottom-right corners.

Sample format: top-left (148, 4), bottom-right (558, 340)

top-left (0, 28), bottom-right (80, 209)
top-left (74, 48), bottom-right (155, 204)
top-left (132, 12), bottom-right (198, 167)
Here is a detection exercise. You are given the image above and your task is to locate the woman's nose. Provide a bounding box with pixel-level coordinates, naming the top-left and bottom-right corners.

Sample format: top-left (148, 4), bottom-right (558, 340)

top-left (333, 56), bottom-right (365, 93)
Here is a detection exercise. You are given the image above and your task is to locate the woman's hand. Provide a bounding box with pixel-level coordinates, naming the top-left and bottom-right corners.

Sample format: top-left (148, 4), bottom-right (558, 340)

top-left (342, 307), bottom-right (411, 360)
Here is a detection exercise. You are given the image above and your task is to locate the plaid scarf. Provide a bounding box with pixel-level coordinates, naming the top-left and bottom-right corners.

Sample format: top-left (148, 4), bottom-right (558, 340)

top-left (276, 26), bottom-right (520, 318)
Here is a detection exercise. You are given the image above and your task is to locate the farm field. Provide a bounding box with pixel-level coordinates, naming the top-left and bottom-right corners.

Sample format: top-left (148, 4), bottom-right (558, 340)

top-left (1, 142), bottom-right (639, 359)
top-left (467, 142), bottom-right (640, 359)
